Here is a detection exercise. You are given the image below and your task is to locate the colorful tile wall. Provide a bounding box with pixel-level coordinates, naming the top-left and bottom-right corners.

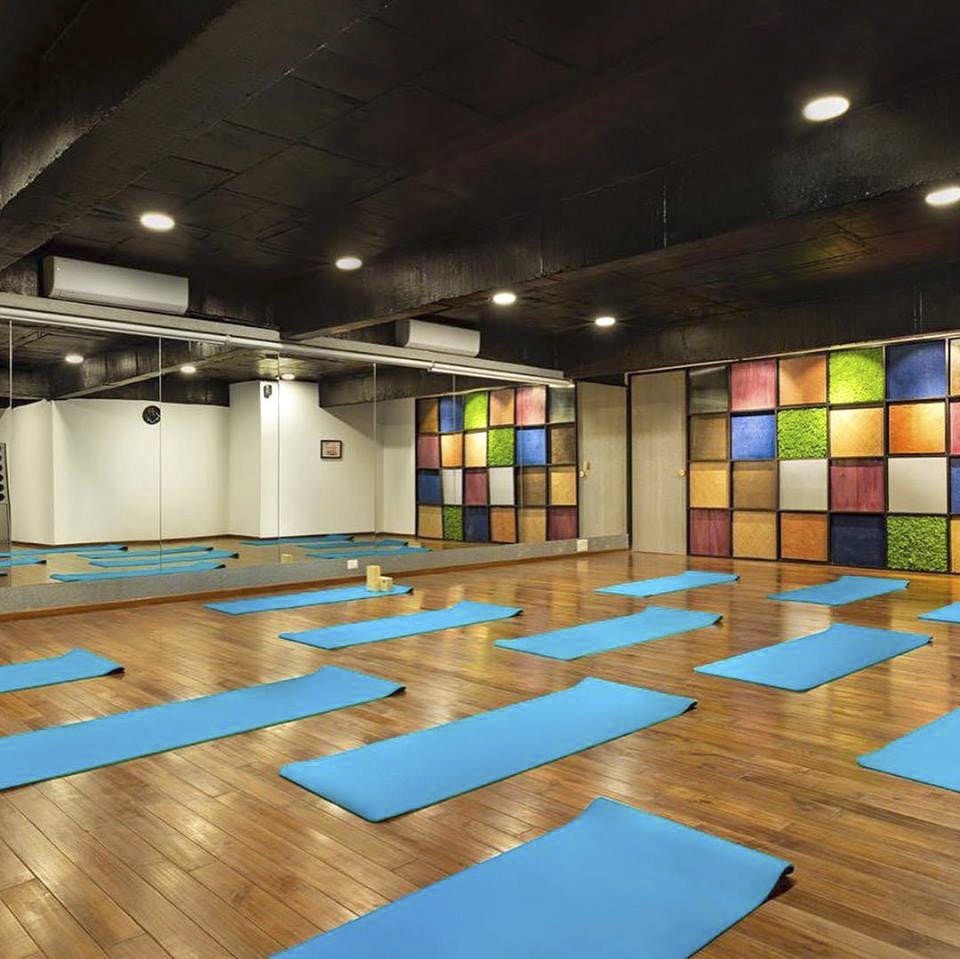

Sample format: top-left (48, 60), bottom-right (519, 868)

top-left (829, 348), bottom-right (884, 404)
top-left (417, 386), bottom-right (577, 543)
top-left (887, 515), bottom-right (948, 572)
top-left (732, 461), bottom-right (778, 510)
top-left (549, 387), bottom-right (576, 423)
top-left (779, 459), bottom-right (828, 511)
top-left (831, 514), bottom-right (885, 568)
top-left (777, 408), bottom-right (827, 459)
top-left (440, 432), bottom-right (463, 467)
top-left (778, 354), bottom-right (827, 406)
top-left (732, 510), bottom-right (777, 559)
top-left (464, 431), bottom-right (487, 467)
top-left (952, 402), bottom-right (960, 454)
top-left (688, 366), bottom-right (729, 414)
top-left (887, 457), bottom-right (946, 514)
top-left (689, 414), bottom-right (728, 461)
top-left (829, 407), bottom-right (884, 457)
top-left (491, 507), bottom-right (518, 543)
top-left (689, 509), bottom-right (731, 556)
top-left (830, 460), bottom-right (884, 513)
top-left (731, 413), bottom-right (776, 460)
top-left (489, 388), bottom-right (515, 425)
top-left (730, 359), bottom-right (776, 411)
top-left (886, 340), bottom-right (946, 401)
top-left (888, 402), bottom-right (945, 454)
top-left (951, 459), bottom-right (960, 515)
top-left (516, 386), bottom-right (547, 425)
top-left (951, 341), bottom-right (960, 396)
top-left (689, 462), bottom-right (729, 509)
top-left (780, 512), bottom-right (828, 562)
top-left (464, 469), bottom-right (488, 505)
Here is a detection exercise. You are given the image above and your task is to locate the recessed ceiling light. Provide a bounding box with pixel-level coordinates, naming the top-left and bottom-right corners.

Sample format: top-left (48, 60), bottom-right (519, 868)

top-left (491, 291), bottom-right (517, 306)
top-left (139, 211), bottom-right (175, 232)
top-left (594, 315), bottom-right (616, 328)
top-left (280, 372), bottom-right (296, 381)
top-left (802, 94), bottom-right (850, 122)
top-left (925, 185), bottom-right (960, 208)
top-left (335, 255), bottom-right (363, 271)
top-left (64, 353), bottom-right (84, 364)
top-left (180, 364), bottom-right (197, 374)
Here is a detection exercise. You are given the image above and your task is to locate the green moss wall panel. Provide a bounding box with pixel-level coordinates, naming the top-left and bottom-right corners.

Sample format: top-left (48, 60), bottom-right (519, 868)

top-left (777, 408), bottom-right (827, 459)
top-left (829, 348), bottom-right (884, 404)
top-left (487, 428), bottom-right (515, 466)
top-left (442, 506), bottom-right (464, 541)
top-left (463, 392), bottom-right (489, 430)
top-left (887, 515), bottom-right (948, 572)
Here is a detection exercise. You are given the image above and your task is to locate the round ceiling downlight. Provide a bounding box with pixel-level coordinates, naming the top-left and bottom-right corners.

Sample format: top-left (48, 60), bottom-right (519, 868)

top-left (491, 291), bottom-right (517, 306)
top-left (594, 315), bottom-right (616, 328)
top-left (139, 211), bottom-right (175, 231)
top-left (335, 255), bottom-right (363, 270)
top-left (802, 95), bottom-right (850, 122)
top-left (925, 185), bottom-right (960, 208)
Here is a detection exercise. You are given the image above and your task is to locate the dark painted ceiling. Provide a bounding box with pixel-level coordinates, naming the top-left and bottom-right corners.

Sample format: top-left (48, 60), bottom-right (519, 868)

top-left (2, 0), bottom-right (960, 375)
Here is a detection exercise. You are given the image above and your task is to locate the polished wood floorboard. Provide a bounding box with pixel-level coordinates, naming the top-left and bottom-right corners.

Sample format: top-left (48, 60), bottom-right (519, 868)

top-left (1, 550), bottom-right (959, 956)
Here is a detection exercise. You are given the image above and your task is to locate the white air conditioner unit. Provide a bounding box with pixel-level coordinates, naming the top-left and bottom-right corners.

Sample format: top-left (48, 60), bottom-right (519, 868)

top-left (42, 256), bottom-right (189, 315)
top-left (395, 318), bottom-right (480, 357)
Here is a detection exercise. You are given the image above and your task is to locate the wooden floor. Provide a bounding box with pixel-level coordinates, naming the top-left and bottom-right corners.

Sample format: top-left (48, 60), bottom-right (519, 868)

top-left (1, 549), bottom-right (960, 957)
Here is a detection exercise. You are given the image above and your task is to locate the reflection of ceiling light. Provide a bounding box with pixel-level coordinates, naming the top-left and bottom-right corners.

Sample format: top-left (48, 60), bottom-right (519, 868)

top-left (594, 315), bottom-right (616, 327)
top-left (925, 185), bottom-right (960, 208)
top-left (180, 364), bottom-right (196, 374)
top-left (802, 94), bottom-right (850, 122)
top-left (280, 372), bottom-right (296, 380)
top-left (65, 353), bottom-right (84, 364)
top-left (139, 211), bottom-right (175, 231)
top-left (491, 291), bottom-right (517, 306)
top-left (335, 255), bottom-right (363, 270)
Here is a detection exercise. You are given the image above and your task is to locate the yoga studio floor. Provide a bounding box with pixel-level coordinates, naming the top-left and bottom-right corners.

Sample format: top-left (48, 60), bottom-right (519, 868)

top-left (0, 551), bottom-right (958, 957)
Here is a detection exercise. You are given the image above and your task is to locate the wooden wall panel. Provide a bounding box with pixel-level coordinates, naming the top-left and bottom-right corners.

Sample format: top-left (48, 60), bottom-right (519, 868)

top-left (733, 510), bottom-right (777, 559)
top-left (689, 462), bottom-right (729, 508)
top-left (888, 401), bottom-right (946, 454)
top-left (780, 512), bottom-right (828, 561)
top-left (732, 461), bottom-right (777, 509)
top-left (730, 358), bottom-right (777, 411)
top-left (689, 508), bottom-right (730, 556)
top-left (829, 407), bottom-right (885, 457)
top-left (689, 413), bottom-right (728, 460)
top-left (779, 354), bottom-right (826, 406)
top-left (830, 460), bottom-right (885, 512)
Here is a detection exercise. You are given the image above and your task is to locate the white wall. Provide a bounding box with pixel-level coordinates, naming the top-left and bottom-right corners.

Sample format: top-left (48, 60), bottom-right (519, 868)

top-left (278, 380), bottom-right (377, 536)
top-left (377, 397), bottom-right (416, 535)
top-left (0, 402), bottom-right (55, 544)
top-left (1, 383), bottom-right (416, 545)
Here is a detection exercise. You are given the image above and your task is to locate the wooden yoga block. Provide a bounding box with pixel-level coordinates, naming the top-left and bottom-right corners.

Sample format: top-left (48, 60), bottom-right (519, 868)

top-left (365, 565), bottom-right (382, 590)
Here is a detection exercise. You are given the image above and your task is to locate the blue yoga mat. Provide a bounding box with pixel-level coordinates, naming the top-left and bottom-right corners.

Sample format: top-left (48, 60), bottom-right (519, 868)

top-left (281, 677), bottom-right (695, 821)
top-left (306, 539), bottom-right (409, 550)
top-left (0, 544), bottom-right (126, 557)
top-left (89, 549), bottom-right (238, 568)
top-left (0, 649), bottom-right (122, 694)
top-left (696, 623), bottom-right (931, 691)
top-left (597, 570), bottom-right (738, 598)
top-left (52, 561), bottom-right (225, 582)
top-left (859, 707), bottom-right (960, 792)
top-left (0, 556), bottom-right (47, 567)
top-left (919, 602), bottom-right (960, 624)
top-left (768, 574), bottom-right (909, 606)
top-left (307, 547), bottom-right (430, 560)
top-left (207, 583), bottom-right (413, 616)
top-left (240, 535), bottom-right (354, 546)
top-left (80, 545), bottom-right (213, 559)
top-left (495, 606), bottom-right (721, 661)
top-left (0, 665), bottom-right (402, 792)
top-left (280, 600), bottom-right (523, 650)
top-left (273, 796), bottom-right (791, 959)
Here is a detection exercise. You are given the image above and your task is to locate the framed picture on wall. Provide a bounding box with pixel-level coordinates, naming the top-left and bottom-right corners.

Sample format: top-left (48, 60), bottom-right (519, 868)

top-left (321, 439), bottom-right (343, 460)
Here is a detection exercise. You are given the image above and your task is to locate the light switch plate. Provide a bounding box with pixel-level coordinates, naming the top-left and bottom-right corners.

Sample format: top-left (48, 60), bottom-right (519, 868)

top-left (347, 559), bottom-right (359, 570)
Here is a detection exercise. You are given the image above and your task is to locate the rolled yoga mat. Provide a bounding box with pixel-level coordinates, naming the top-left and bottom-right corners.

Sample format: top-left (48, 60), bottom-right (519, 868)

top-left (240, 535), bottom-right (354, 546)
top-left (280, 600), bottom-right (522, 650)
top-left (306, 547), bottom-right (430, 560)
top-left (596, 570), bottom-right (738, 598)
top-left (0, 665), bottom-right (402, 791)
top-left (206, 583), bottom-right (413, 615)
top-left (52, 560), bottom-right (226, 582)
top-left (495, 606), bottom-right (721, 660)
top-left (859, 708), bottom-right (960, 792)
top-left (280, 677), bottom-right (695, 821)
top-left (768, 574), bottom-right (909, 606)
top-left (0, 544), bottom-right (126, 557)
top-left (80, 545), bottom-right (213, 559)
top-left (696, 623), bottom-right (931, 691)
top-left (0, 649), bottom-right (122, 694)
top-left (89, 549), bottom-right (238, 567)
top-left (272, 796), bottom-right (792, 959)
